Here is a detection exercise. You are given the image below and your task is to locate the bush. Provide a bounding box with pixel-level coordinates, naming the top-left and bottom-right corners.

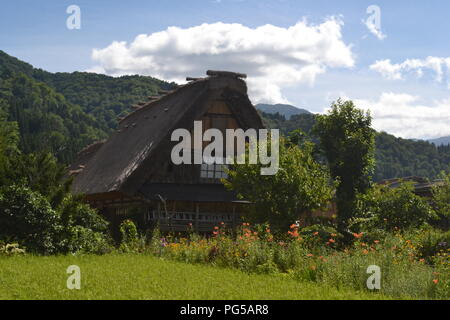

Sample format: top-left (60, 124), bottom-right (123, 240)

top-left (60, 226), bottom-right (112, 255)
top-left (119, 219), bottom-right (139, 252)
top-left (0, 185), bottom-right (62, 254)
top-left (59, 196), bottom-right (109, 233)
top-left (354, 183), bottom-right (437, 232)
top-left (0, 184), bottom-right (112, 255)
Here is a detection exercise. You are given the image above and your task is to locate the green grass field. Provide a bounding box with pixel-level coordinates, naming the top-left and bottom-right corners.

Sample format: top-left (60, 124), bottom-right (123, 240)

top-left (0, 254), bottom-right (389, 300)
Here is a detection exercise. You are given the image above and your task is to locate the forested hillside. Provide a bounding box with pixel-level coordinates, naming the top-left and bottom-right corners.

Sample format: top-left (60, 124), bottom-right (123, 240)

top-left (0, 50), bottom-right (448, 180)
top-left (260, 112), bottom-right (450, 181)
top-left (0, 50), bottom-right (173, 162)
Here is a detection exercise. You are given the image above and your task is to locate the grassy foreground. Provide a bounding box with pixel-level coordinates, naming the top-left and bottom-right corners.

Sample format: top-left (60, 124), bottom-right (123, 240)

top-left (0, 254), bottom-right (389, 300)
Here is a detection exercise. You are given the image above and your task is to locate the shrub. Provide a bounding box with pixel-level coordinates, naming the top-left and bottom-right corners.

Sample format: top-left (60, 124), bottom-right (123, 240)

top-left (0, 185), bottom-right (62, 254)
top-left (59, 196), bottom-right (108, 233)
top-left (60, 226), bottom-right (112, 255)
top-left (354, 183), bottom-right (437, 232)
top-left (119, 219), bottom-right (139, 252)
top-left (0, 184), bottom-right (112, 255)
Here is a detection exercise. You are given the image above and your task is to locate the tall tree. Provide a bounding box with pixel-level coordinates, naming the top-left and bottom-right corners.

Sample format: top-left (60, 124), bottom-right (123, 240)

top-left (314, 99), bottom-right (375, 237)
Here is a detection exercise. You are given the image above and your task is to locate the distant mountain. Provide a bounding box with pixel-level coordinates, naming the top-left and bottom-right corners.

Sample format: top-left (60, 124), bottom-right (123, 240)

top-left (255, 103), bottom-right (311, 119)
top-left (429, 136), bottom-right (450, 146)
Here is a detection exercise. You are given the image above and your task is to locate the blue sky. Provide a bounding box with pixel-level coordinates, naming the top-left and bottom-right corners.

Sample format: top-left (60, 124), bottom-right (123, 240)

top-left (1, 0), bottom-right (449, 139)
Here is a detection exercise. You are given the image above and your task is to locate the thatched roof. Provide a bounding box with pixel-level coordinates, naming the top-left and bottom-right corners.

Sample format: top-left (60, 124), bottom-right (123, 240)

top-left (71, 71), bottom-right (264, 197)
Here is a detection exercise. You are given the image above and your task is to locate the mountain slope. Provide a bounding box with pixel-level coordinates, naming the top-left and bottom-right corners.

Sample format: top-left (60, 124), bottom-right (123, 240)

top-left (0, 72), bottom-right (107, 163)
top-left (0, 50), bottom-right (174, 162)
top-left (255, 103), bottom-right (311, 119)
top-left (0, 50), bottom-right (175, 133)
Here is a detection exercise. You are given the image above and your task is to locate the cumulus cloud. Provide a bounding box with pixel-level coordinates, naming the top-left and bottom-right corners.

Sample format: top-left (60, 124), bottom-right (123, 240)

top-left (370, 57), bottom-right (450, 85)
top-left (346, 92), bottom-right (450, 139)
top-left (89, 19), bottom-right (354, 103)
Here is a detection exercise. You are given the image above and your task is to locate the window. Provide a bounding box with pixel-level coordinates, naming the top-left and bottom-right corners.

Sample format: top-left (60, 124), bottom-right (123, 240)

top-left (200, 163), bottom-right (228, 179)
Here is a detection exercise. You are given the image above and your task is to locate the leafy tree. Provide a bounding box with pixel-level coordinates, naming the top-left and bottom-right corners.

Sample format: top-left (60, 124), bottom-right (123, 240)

top-left (223, 138), bottom-right (335, 231)
top-left (313, 99), bottom-right (375, 236)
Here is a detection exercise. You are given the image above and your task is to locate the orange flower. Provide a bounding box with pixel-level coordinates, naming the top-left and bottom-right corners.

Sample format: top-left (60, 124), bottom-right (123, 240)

top-left (331, 233), bottom-right (337, 237)
top-left (374, 240), bottom-right (380, 244)
top-left (353, 232), bottom-right (363, 239)
top-left (213, 231), bottom-right (218, 236)
top-left (362, 249), bottom-right (369, 255)
top-left (290, 224), bottom-right (297, 229)
top-left (329, 238), bottom-right (335, 243)
top-left (214, 226), bottom-right (219, 230)
top-left (266, 229), bottom-right (271, 233)
top-left (307, 253), bottom-right (314, 257)
top-left (313, 232), bottom-right (319, 236)
top-left (291, 231), bottom-right (299, 238)
top-left (432, 279), bottom-right (439, 284)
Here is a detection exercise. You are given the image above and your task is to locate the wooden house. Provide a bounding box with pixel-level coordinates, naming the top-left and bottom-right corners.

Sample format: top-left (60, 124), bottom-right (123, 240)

top-left (69, 70), bottom-right (264, 235)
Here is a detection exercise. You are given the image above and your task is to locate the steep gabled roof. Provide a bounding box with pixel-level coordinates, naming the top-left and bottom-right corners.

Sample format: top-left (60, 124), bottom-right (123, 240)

top-left (71, 72), bottom-right (264, 196)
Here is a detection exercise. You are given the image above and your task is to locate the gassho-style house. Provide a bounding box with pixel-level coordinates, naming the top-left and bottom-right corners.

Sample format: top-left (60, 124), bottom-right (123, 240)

top-left (69, 70), bottom-right (266, 235)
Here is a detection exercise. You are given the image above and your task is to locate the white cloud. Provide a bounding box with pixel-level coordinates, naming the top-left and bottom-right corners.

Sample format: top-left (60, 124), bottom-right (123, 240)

top-left (370, 57), bottom-right (450, 85)
top-left (345, 92), bottom-right (450, 139)
top-left (89, 19), bottom-right (354, 103)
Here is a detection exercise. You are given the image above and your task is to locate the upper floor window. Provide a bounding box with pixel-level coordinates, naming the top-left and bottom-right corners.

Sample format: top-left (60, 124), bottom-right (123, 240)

top-left (200, 157), bottom-right (228, 179)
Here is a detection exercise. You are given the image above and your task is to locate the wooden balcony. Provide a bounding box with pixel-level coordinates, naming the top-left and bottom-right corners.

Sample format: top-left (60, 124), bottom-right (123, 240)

top-left (145, 210), bottom-right (238, 232)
